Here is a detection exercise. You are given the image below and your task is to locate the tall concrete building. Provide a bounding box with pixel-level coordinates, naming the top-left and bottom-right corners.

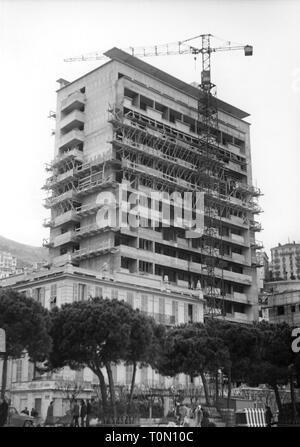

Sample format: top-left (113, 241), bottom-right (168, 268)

top-left (43, 48), bottom-right (262, 323)
top-left (0, 48), bottom-right (262, 417)
top-left (270, 242), bottom-right (300, 280)
top-left (0, 250), bottom-right (17, 278)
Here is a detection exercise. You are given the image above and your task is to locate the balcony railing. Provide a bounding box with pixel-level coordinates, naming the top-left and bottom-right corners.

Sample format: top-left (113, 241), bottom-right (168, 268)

top-left (50, 148), bottom-right (84, 168)
top-left (58, 129), bottom-right (84, 151)
top-left (60, 110), bottom-right (85, 134)
top-left (61, 90), bottom-right (86, 114)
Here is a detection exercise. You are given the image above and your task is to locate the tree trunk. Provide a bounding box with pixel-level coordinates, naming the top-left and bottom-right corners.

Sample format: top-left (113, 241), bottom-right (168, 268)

top-left (1, 354), bottom-right (8, 400)
top-left (128, 362), bottom-right (137, 414)
top-left (200, 371), bottom-right (211, 406)
top-left (95, 367), bottom-right (108, 411)
top-left (227, 368), bottom-right (232, 409)
top-left (215, 370), bottom-right (219, 405)
top-left (272, 383), bottom-right (282, 414)
top-left (106, 363), bottom-right (116, 419)
top-left (290, 375), bottom-right (297, 423)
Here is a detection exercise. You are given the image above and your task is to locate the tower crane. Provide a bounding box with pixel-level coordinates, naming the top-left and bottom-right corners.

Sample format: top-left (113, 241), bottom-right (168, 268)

top-left (64, 34), bottom-right (253, 318)
top-left (64, 33), bottom-right (252, 92)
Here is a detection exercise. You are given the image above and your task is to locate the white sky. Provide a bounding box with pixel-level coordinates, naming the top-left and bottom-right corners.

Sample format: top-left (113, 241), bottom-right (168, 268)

top-left (0, 0), bottom-right (299, 255)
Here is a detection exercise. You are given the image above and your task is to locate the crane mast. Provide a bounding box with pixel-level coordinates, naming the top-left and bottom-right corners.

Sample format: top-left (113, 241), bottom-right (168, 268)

top-left (64, 34), bottom-right (253, 318)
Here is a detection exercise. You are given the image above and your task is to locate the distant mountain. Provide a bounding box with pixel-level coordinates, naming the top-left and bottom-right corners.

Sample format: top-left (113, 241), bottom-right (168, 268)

top-left (0, 235), bottom-right (48, 268)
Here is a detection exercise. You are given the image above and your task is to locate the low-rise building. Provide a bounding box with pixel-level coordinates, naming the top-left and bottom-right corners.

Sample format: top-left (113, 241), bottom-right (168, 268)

top-left (0, 251), bottom-right (17, 278)
top-left (264, 279), bottom-right (300, 326)
top-left (0, 262), bottom-right (204, 419)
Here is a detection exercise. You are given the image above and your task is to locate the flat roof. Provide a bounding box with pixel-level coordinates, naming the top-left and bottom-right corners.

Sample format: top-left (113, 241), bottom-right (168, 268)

top-left (104, 47), bottom-right (250, 120)
top-left (59, 47), bottom-right (250, 120)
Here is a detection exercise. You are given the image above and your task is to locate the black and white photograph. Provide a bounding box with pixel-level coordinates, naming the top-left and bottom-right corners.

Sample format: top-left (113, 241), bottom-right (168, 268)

top-left (0, 0), bottom-right (300, 434)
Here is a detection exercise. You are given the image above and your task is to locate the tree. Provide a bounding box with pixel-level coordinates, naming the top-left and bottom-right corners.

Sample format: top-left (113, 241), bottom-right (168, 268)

top-left (247, 321), bottom-right (295, 414)
top-left (206, 318), bottom-right (259, 406)
top-left (125, 312), bottom-right (157, 413)
top-left (0, 289), bottom-right (52, 399)
top-left (156, 323), bottom-right (230, 405)
top-left (47, 298), bottom-right (136, 418)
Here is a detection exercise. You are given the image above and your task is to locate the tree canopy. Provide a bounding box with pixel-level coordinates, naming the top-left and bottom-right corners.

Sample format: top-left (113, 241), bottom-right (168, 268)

top-left (0, 289), bottom-right (52, 398)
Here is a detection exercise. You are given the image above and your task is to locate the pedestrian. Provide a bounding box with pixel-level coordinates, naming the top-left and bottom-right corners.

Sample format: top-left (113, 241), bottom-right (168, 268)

top-left (0, 397), bottom-right (9, 427)
top-left (45, 401), bottom-right (55, 426)
top-left (80, 399), bottom-right (87, 427)
top-left (30, 407), bottom-right (38, 418)
top-left (21, 406), bottom-right (29, 415)
top-left (265, 405), bottom-right (273, 427)
top-left (194, 404), bottom-right (203, 427)
top-left (86, 399), bottom-right (91, 427)
top-left (72, 399), bottom-right (80, 427)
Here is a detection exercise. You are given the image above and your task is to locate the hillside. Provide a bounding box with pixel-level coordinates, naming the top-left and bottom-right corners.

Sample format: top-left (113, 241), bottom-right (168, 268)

top-left (0, 235), bottom-right (48, 268)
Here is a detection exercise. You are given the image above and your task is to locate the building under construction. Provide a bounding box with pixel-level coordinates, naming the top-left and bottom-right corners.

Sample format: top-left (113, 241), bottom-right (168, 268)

top-left (0, 44), bottom-right (263, 418)
top-left (43, 47), bottom-right (262, 323)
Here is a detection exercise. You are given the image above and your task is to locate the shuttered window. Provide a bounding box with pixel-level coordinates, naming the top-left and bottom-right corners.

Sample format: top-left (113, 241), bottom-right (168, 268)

top-left (127, 291), bottom-right (134, 307)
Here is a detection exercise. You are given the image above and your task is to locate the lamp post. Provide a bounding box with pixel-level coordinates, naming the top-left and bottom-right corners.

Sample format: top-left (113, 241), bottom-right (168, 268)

top-left (288, 363), bottom-right (297, 424)
top-left (0, 328), bottom-right (7, 400)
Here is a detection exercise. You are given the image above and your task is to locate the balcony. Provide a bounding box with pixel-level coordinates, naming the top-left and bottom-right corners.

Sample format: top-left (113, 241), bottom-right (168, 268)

top-left (44, 189), bottom-right (78, 208)
top-left (53, 231), bottom-right (74, 248)
top-left (51, 148), bottom-right (84, 168)
top-left (231, 233), bottom-right (245, 244)
top-left (232, 292), bottom-right (249, 304)
top-left (235, 182), bottom-right (261, 197)
top-left (231, 252), bottom-right (246, 264)
top-left (141, 310), bottom-right (176, 326)
top-left (43, 218), bottom-right (54, 228)
top-left (224, 312), bottom-right (251, 324)
top-left (60, 110), bottom-right (85, 134)
top-left (42, 238), bottom-right (53, 248)
top-left (72, 223), bottom-right (109, 241)
top-left (61, 90), bottom-right (86, 114)
top-left (250, 238), bottom-right (264, 250)
top-left (75, 202), bottom-right (101, 217)
top-left (76, 174), bottom-right (114, 196)
top-left (44, 168), bottom-right (76, 189)
top-left (52, 210), bottom-right (79, 227)
top-left (58, 129), bottom-right (84, 151)
top-left (72, 242), bottom-right (117, 261)
top-left (249, 220), bottom-right (262, 232)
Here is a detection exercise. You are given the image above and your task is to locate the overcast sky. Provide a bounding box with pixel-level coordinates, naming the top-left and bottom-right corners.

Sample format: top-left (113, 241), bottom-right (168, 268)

top-left (0, 0), bottom-right (299, 255)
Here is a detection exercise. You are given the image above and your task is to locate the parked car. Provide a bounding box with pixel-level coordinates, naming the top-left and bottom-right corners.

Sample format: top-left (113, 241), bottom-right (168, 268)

top-left (5, 406), bottom-right (35, 427)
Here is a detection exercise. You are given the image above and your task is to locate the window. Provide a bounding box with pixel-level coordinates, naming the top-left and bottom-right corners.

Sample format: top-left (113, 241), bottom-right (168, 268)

top-left (50, 284), bottom-right (57, 307)
top-left (95, 286), bottom-right (102, 298)
top-left (188, 304), bottom-right (193, 323)
top-left (277, 306), bottom-right (285, 316)
top-left (141, 295), bottom-right (148, 312)
top-left (127, 291), bottom-right (134, 307)
top-left (111, 289), bottom-right (118, 300)
top-left (291, 305), bottom-right (296, 313)
top-left (78, 283), bottom-right (87, 301)
top-left (16, 359), bottom-right (22, 382)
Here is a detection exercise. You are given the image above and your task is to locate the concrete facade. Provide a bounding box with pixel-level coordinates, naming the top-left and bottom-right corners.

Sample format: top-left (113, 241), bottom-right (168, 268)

top-left (0, 250), bottom-right (17, 278)
top-left (264, 279), bottom-right (300, 326)
top-left (43, 48), bottom-right (261, 324)
top-left (270, 242), bottom-right (300, 280)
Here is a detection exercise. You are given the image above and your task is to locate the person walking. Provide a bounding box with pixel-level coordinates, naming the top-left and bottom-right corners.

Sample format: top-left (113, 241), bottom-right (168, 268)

top-left (45, 401), bottom-right (55, 426)
top-left (80, 399), bottom-right (87, 427)
top-left (0, 397), bottom-right (9, 427)
top-left (194, 404), bottom-right (203, 427)
top-left (21, 406), bottom-right (29, 415)
top-left (265, 405), bottom-right (273, 427)
top-left (72, 400), bottom-right (80, 427)
top-left (86, 399), bottom-right (91, 427)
